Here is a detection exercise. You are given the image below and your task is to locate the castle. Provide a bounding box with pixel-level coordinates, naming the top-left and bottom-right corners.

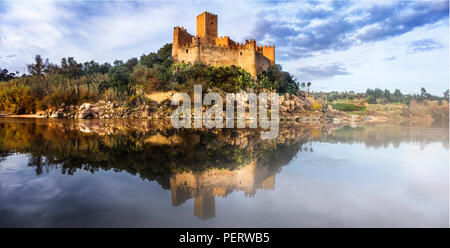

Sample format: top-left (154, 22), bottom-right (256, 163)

top-left (172, 11), bottom-right (275, 77)
top-left (170, 160), bottom-right (275, 219)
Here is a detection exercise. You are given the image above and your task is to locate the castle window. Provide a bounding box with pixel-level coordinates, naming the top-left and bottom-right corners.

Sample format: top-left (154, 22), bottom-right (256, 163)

top-left (186, 48), bottom-right (189, 53)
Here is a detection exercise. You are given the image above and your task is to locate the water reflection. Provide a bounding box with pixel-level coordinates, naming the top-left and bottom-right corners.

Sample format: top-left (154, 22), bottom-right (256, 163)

top-left (0, 118), bottom-right (448, 226)
top-left (171, 161), bottom-right (277, 219)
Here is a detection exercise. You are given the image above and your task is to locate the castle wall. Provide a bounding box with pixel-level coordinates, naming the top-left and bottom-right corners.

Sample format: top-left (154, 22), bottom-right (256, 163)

top-left (174, 44), bottom-right (271, 77)
top-left (176, 43), bottom-right (200, 64)
top-left (199, 45), bottom-right (239, 67)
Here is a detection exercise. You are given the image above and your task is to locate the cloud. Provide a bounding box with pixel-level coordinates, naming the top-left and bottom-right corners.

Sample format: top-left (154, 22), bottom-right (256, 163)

top-left (0, 0), bottom-right (259, 73)
top-left (408, 38), bottom-right (445, 52)
top-left (297, 63), bottom-right (350, 80)
top-left (383, 56), bottom-right (396, 61)
top-left (0, 0), bottom-right (448, 94)
top-left (251, 1), bottom-right (449, 60)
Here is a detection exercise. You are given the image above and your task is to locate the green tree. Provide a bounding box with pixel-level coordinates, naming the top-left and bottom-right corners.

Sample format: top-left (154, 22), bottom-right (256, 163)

top-left (27, 55), bottom-right (44, 76)
top-left (140, 43), bottom-right (173, 68)
top-left (0, 68), bottom-right (17, 81)
top-left (373, 88), bottom-right (383, 99)
top-left (384, 89), bottom-right (391, 102)
top-left (130, 64), bottom-right (165, 92)
top-left (393, 89), bottom-right (403, 102)
top-left (108, 65), bottom-right (131, 93)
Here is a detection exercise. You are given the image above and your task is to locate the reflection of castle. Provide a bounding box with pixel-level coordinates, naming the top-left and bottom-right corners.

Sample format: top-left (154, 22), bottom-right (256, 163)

top-left (170, 161), bottom-right (275, 219)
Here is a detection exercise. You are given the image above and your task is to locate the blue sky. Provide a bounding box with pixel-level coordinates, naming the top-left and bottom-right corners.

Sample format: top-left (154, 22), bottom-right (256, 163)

top-left (0, 0), bottom-right (448, 95)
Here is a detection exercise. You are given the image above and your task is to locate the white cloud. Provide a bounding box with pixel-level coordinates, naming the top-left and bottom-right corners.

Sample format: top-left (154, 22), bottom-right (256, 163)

top-left (0, 0), bottom-right (448, 95)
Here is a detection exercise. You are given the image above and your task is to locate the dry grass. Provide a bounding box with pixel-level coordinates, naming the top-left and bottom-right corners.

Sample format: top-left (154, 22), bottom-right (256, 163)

top-left (366, 102), bottom-right (406, 116)
top-left (144, 90), bottom-right (177, 103)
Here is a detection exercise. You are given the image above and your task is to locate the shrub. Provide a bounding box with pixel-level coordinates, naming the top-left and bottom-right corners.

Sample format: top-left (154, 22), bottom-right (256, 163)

top-left (170, 62), bottom-right (254, 93)
top-left (429, 103), bottom-right (449, 122)
top-left (0, 81), bottom-right (35, 114)
top-left (130, 64), bottom-right (166, 92)
top-left (312, 101), bottom-right (322, 110)
top-left (331, 103), bottom-right (366, 112)
top-left (257, 65), bottom-right (299, 94)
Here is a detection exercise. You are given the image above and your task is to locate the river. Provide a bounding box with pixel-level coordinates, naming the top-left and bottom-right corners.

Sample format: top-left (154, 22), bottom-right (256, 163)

top-left (0, 118), bottom-right (448, 227)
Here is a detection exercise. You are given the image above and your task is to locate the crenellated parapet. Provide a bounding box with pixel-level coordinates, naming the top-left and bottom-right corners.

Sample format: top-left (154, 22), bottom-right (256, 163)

top-left (173, 26), bottom-right (194, 46)
top-left (215, 36), bottom-right (238, 48)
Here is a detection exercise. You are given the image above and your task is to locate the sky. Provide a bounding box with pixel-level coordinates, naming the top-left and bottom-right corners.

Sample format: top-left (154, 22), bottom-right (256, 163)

top-left (0, 0), bottom-right (448, 95)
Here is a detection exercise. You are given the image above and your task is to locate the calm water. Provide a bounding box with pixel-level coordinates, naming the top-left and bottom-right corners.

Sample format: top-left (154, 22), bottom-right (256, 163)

top-left (0, 118), bottom-right (448, 227)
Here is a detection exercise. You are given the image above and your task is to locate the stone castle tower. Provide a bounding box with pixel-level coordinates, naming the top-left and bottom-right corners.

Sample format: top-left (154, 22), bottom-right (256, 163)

top-left (172, 11), bottom-right (275, 77)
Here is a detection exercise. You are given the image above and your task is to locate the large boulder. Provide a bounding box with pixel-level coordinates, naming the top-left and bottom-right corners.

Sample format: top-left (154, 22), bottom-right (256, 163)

top-left (327, 104), bottom-right (334, 112)
top-left (49, 109), bottom-right (66, 118)
top-left (79, 103), bottom-right (93, 111)
top-left (79, 108), bottom-right (95, 119)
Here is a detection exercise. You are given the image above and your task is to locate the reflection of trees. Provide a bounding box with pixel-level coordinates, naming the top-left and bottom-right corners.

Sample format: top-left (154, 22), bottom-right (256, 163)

top-left (322, 124), bottom-right (449, 150)
top-left (0, 119), bottom-right (318, 188)
top-left (0, 149), bottom-right (9, 163)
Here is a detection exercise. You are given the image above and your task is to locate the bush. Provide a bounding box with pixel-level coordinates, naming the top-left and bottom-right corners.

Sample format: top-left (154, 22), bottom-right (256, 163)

top-left (130, 64), bottom-right (166, 92)
top-left (257, 65), bottom-right (299, 94)
top-left (331, 103), bottom-right (366, 112)
top-left (429, 103), bottom-right (449, 122)
top-left (0, 81), bottom-right (35, 114)
top-left (312, 101), bottom-right (322, 110)
top-left (170, 62), bottom-right (255, 93)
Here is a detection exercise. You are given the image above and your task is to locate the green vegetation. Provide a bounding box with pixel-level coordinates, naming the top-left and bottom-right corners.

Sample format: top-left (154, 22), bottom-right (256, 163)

top-left (313, 87), bottom-right (449, 122)
top-left (314, 88), bottom-right (449, 105)
top-left (0, 43), bottom-right (299, 114)
top-left (0, 68), bottom-right (18, 81)
top-left (0, 82), bottom-right (34, 114)
top-left (331, 103), bottom-right (366, 112)
top-left (257, 65), bottom-right (300, 94)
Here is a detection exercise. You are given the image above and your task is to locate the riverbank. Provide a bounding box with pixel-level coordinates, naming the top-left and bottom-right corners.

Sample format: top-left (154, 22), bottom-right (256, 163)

top-left (1, 93), bottom-right (445, 127)
top-left (0, 96), bottom-right (363, 127)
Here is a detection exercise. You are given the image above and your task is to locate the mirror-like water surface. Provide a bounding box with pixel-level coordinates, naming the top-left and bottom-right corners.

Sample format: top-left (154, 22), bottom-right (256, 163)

top-left (0, 118), bottom-right (448, 227)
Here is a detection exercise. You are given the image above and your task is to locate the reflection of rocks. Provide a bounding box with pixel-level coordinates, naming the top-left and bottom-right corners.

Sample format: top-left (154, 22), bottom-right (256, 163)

top-left (144, 134), bottom-right (184, 145)
top-left (170, 160), bottom-right (276, 219)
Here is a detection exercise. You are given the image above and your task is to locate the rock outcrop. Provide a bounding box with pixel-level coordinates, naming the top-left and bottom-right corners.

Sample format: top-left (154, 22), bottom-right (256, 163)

top-left (40, 93), bottom-right (364, 126)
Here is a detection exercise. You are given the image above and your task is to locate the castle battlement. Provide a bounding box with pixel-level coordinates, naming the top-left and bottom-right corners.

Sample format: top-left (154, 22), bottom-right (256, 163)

top-left (172, 11), bottom-right (275, 77)
top-left (197, 11), bottom-right (217, 17)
